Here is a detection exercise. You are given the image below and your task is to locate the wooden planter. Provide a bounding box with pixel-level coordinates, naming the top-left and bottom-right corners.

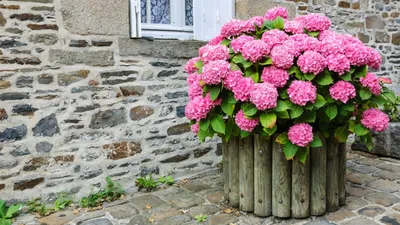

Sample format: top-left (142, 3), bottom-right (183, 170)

top-left (222, 134), bottom-right (347, 218)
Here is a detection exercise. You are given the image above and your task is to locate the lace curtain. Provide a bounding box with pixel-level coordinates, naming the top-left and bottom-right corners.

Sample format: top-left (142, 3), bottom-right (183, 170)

top-left (140, 0), bottom-right (193, 26)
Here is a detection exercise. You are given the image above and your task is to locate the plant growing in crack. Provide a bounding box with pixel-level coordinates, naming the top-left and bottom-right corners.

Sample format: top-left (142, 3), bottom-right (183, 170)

top-left (0, 199), bottom-right (23, 225)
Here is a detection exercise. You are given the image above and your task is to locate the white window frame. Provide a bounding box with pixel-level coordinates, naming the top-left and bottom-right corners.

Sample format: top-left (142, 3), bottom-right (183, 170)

top-left (130, 0), bottom-right (234, 41)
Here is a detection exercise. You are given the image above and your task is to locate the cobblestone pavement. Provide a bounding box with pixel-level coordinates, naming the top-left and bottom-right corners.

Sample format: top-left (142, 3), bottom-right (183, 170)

top-left (13, 150), bottom-right (400, 225)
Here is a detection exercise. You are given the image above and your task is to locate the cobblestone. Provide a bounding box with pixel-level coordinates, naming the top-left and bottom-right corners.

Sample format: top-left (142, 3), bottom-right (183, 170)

top-left (12, 151), bottom-right (400, 225)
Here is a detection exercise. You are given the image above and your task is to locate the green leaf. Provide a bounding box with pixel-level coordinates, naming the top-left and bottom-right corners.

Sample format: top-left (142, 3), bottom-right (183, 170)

top-left (263, 126), bottom-right (277, 136)
top-left (370, 95), bottom-right (387, 106)
top-left (221, 39), bottom-right (231, 46)
top-left (241, 103), bottom-right (258, 117)
top-left (209, 86), bottom-right (220, 101)
top-left (263, 20), bottom-right (273, 30)
top-left (383, 91), bottom-right (396, 103)
top-left (259, 58), bottom-right (273, 66)
top-left (225, 120), bottom-right (233, 143)
top-left (199, 118), bottom-right (210, 131)
top-left (245, 67), bottom-right (259, 82)
top-left (334, 126), bottom-right (349, 143)
top-left (260, 112), bottom-right (277, 129)
top-left (279, 89), bottom-right (289, 99)
top-left (314, 94), bottom-right (326, 108)
top-left (304, 73), bottom-right (315, 81)
top-left (194, 60), bottom-right (204, 74)
top-left (349, 120), bottom-right (356, 133)
top-left (211, 115), bottom-right (225, 134)
top-left (0, 200), bottom-right (5, 218)
top-left (0, 218), bottom-right (12, 225)
top-left (296, 147), bottom-right (309, 163)
top-left (275, 100), bottom-right (289, 112)
top-left (316, 70), bottom-right (333, 86)
top-left (276, 132), bottom-right (289, 145)
top-left (272, 16), bottom-right (284, 29)
top-left (297, 110), bottom-right (316, 123)
top-left (232, 54), bottom-right (244, 64)
top-left (290, 105), bottom-right (304, 119)
top-left (240, 130), bottom-right (250, 138)
top-left (354, 65), bottom-right (368, 78)
top-left (288, 65), bottom-right (302, 77)
top-left (276, 110), bottom-right (290, 119)
top-left (355, 123), bottom-right (369, 136)
top-left (340, 71), bottom-right (352, 81)
top-left (307, 31), bottom-right (320, 37)
top-left (342, 103), bottom-right (355, 112)
top-left (221, 96), bottom-right (236, 116)
top-left (325, 105), bottom-right (337, 120)
top-left (5, 205), bottom-right (21, 219)
top-left (310, 135), bottom-right (323, 147)
top-left (283, 142), bottom-right (299, 160)
top-left (360, 88), bottom-right (372, 100)
top-left (230, 63), bottom-right (241, 71)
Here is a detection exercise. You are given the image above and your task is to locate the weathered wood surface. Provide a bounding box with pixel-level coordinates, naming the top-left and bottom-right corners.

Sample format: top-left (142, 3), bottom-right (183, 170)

top-left (253, 135), bottom-right (272, 217)
top-left (292, 152), bottom-right (310, 218)
top-left (239, 136), bottom-right (254, 212)
top-left (326, 136), bottom-right (339, 212)
top-left (338, 143), bottom-right (347, 206)
top-left (223, 141), bottom-right (229, 200)
top-left (272, 141), bottom-right (291, 218)
top-left (228, 137), bottom-right (240, 207)
top-left (310, 133), bottom-right (327, 216)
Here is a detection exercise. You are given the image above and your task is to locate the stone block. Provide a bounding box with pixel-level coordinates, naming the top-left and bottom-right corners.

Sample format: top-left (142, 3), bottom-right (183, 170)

top-left (0, 12), bottom-right (6, 26)
top-left (10, 13), bottom-right (43, 22)
top-left (0, 124), bottom-right (27, 142)
top-left (28, 33), bottom-right (58, 45)
top-left (14, 177), bottom-right (44, 190)
top-left (365, 192), bottom-right (399, 207)
top-left (103, 141), bottom-right (142, 160)
top-left (0, 81), bottom-right (11, 89)
top-left (89, 108), bottom-right (127, 129)
top-left (28, 24), bottom-right (58, 30)
top-left (119, 38), bottom-right (205, 59)
top-left (49, 50), bottom-right (114, 66)
top-left (366, 16), bottom-right (386, 29)
top-left (32, 114), bottom-right (60, 137)
top-left (393, 32), bottom-right (400, 45)
top-left (167, 123), bottom-right (190, 135)
top-left (130, 106), bottom-right (154, 121)
top-left (0, 108), bottom-right (8, 120)
top-left (235, 0), bottom-right (296, 20)
top-left (61, 0), bottom-right (129, 36)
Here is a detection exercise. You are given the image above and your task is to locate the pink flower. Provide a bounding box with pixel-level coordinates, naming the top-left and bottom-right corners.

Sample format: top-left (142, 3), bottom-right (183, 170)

top-left (367, 48), bottom-right (382, 70)
top-left (224, 70), bottom-right (244, 90)
top-left (262, 29), bottom-right (289, 49)
top-left (318, 30), bottom-right (338, 41)
top-left (284, 20), bottom-right (304, 34)
top-left (187, 74), bottom-right (203, 100)
top-left (297, 51), bottom-right (326, 75)
top-left (360, 73), bottom-right (382, 95)
top-left (201, 60), bottom-right (230, 85)
top-left (326, 54), bottom-right (350, 75)
top-left (241, 40), bottom-right (271, 63)
top-left (361, 108), bottom-right (389, 132)
top-left (288, 123), bottom-right (314, 147)
top-left (250, 83), bottom-right (278, 110)
top-left (288, 80), bottom-right (317, 106)
top-left (290, 34), bottom-right (319, 52)
top-left (232, 77), bottom-right (254, 101)
top-left (318, 38), bottom-right (344, 57)
top-left (339, 34), bottom-right (363, 45)
top-left (199, 44), bottom-right (230, 64)
top-left (235, 110), bottom-right (259, 132)
top-left (220, 19), bottom-right (247, 37)
top-left (329, 81), bottom-right (356, 103)
top-left (208, 35), bottom-right (225, 45)
top-left (282, 39), bottom-right (301, 57)
top-left (271, 45), bottom-right (294, 69)
top-left (248, 16), bottom-right (264, 27)
top-left (344, 44), bottom-right (370, 66)
top-left (264, 7), bottom-right (288, 20)
top-left (191, 122), bottom-right (200, 134)
top-left (261, 66), bottom-right (289, 87)
top-left (185, 95), bottom-right (214, 120)
top-left (185, 57), bottom-right (200, 74)
top-left (231, 35), bottom-right (255, 53)
top-left (300, 14), bottom-right (331, 32)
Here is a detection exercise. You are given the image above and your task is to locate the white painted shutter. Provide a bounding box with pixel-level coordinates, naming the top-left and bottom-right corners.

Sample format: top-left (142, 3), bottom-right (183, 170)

top-left (193, 0), bottom-right (235, 41)
top-left (130, 0), bottom-right (142, 38)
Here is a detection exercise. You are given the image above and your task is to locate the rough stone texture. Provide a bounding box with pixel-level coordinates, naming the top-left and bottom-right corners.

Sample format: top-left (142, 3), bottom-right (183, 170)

top-left (0, 108), bottom-right (8, 120)
top-left (89, 108), bottom-right (127, 129)
top-left (103, 141), bottom-right (142, 160)
top-left (130, 106), bottom-right (154, 121)
top-left (32, 114), bottom-right (60, 137)
top-left (28, 33), bottom-right (58, 45)
top-left (49, 50), bottom-right (114, 66)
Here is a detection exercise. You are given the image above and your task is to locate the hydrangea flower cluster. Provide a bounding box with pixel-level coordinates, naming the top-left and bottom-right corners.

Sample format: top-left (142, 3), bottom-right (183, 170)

top-left (185, 7), bottom-right (395, 162)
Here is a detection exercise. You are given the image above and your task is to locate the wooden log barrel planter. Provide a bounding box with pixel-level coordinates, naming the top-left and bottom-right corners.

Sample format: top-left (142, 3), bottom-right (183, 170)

top-left (222, 134), bottom-right (347, 218)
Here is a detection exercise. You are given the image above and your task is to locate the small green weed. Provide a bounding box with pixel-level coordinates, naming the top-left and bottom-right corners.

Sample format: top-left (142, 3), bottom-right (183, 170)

top-left (135, 175), bottom-right (175, 190)
top-left (0, 199), bottom-right (22, 225)
top-left (157, 176), bottom-right (175, 185)
top-left (27, 193), bottom-right (73, 217)
top-left (80, 177), bottom-right (125, 208)
top-left (195, 214), bottom-right (208, 222)
top-left (27, 198), bottom-right (51, 216)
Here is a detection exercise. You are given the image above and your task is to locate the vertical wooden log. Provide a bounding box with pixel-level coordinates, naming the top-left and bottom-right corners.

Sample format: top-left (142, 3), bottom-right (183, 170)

top-left (228, 137), bottom-right (240, 207)
top-left (253, 135), bottom-right (272, 217)
top-left (239, 136), bottom-right (254, 212)
top-left (310, 133), bottom-right (327, 216)
top-left (338, 143), bottom-right (347, 206)
top-left (327, 136), bottom-right (339, 212)
top-left (222, 140), bottom-right (229, 201)
top-left (272, 141), bottom-right (291, 218)
top-left (292, 152), bottom-right (310, 218)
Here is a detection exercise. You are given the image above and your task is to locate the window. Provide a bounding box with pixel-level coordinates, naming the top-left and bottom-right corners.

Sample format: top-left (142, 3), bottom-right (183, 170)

top-left (129, 0), bottom-right (234, 40)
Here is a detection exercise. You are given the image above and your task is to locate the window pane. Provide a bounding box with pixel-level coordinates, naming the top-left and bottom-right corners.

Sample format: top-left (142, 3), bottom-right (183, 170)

top-left (185, 0), bottom-right (193, 26)
top-left (151, 0), bottom-right (170, 24)
top-left (140, 0), bottom-right (147, 23)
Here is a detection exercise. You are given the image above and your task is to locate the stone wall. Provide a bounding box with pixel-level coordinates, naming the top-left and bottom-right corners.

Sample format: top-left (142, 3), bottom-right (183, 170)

top-left (0, 0), bottom-right (218, 202)
top-left (236, 0), bottom-right (400, 91)
top-left (1, 0), bottom-right (399, 202)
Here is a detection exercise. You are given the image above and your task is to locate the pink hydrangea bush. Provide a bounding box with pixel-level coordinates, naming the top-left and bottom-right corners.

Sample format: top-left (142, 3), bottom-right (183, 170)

top-left (185, 7), bottom-right (396, 163)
